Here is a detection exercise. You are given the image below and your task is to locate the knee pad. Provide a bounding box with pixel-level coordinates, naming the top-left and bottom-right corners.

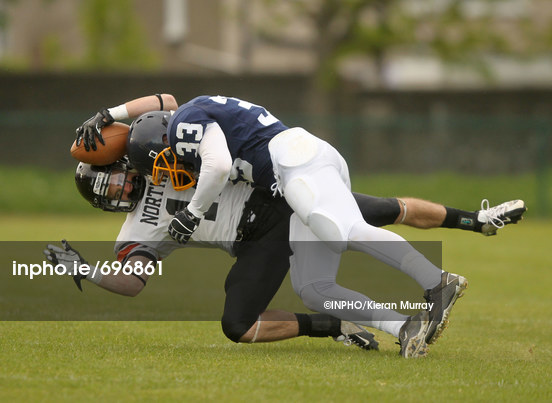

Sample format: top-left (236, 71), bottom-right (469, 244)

top-left (269, 128), bottom-right (319, 168)
top-left (283, 177), bottom-right (316, 224)
top-left (297, 283), bottom-right (322, 313)
top-left (220, 318), bottom-right (255, 343)
top-left (284, 177), bottom-right (347, 249)
top-left (308, 211), bottom-right (347, 251)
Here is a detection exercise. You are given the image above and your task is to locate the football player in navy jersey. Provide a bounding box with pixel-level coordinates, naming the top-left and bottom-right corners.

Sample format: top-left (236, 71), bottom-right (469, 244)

top-left (71, 94), bottom-right (526, 357)
top-left (45, 158), bottom-right (525, 356)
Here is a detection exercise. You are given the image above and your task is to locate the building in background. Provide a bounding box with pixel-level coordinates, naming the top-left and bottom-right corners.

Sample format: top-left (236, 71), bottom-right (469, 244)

top-left (1, 0), bottom-right (552, 88)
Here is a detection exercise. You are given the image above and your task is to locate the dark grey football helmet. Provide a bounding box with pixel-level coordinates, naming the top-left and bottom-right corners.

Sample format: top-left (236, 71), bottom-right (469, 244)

top-left (127, 111), bottom-right (171, 176)
top-left (127, 111), bottom-right (196, 190)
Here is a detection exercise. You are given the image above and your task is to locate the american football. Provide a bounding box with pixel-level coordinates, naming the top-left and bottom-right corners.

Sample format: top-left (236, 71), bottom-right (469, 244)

top-left (70, 122), bottom-right (129, 165)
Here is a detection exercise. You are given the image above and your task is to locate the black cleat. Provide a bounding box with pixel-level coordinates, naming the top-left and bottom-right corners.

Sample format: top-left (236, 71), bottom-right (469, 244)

top-left (334, 321), bottom-right (379, 351)
top-left (424, 272), bottom-right (468, 344)
top-left (397, 311), bottom-right (430, 358)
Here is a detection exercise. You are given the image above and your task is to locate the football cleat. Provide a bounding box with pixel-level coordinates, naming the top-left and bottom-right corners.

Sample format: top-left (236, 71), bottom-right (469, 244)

top-left (477, 199), bottom-right (526, 236)
top-left (424, 272), bottom-right (468, 344)
top-left (334, 321), bottom-right (379, 351)
top-left (397, 311), bottom-right (430, 358)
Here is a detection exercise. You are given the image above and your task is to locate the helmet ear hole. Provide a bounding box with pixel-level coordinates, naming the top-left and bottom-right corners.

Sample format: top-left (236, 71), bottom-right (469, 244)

top-left (127, 111), bottom-right (172, 176)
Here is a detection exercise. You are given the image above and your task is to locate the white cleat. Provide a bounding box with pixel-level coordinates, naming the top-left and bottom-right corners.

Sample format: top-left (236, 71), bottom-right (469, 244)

top-left (477, 199), bottom-right (527, 236)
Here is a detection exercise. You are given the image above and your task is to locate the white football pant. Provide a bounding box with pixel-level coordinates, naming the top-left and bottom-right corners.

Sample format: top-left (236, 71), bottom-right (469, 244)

top-left (269, 128), bottom-right (443, 337)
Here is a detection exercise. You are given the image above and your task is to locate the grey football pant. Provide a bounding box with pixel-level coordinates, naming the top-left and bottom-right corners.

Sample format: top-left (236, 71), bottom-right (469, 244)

top-left (270, 128), bottom-right (443, 337)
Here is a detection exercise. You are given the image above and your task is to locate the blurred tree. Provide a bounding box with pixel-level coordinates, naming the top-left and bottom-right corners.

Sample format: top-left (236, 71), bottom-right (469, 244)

top-left (79, 0), bottom-right (158, 70)
top-left (0, 0), bottom-right (17, 53)
top-left (255, 0), bottom-right (551, 148)
top-left (258, 0), bottom-right (550, 88)
top-left (0, 0), bottom-right (158, 71)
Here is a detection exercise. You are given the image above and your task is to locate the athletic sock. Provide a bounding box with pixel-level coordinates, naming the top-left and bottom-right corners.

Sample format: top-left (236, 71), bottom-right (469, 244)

top-left (295, 313), bottom-right (341, 338)
top-left (379, 320), bottom-right (405, 339)
top-left (442, 207), bottom-right (480, 232)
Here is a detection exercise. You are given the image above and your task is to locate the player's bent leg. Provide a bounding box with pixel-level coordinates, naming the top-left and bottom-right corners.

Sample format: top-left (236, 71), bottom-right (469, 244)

top-left (296, 280), bottom-right (404, 322)
top-left (284, 176), bottom-right (350, 253)
top-left (222, 318), bottom-right (257, 343)
top-left (271, 129), bottom-right (359, 250)
top-left (295, 279), bottom-right (409, 350)
top-left (235, 310), bottom-right (299, 343)
top-left (283, 169), bottom-right (365, 252)
top-left (348, 221), bottom-right (444, 290)
top-left (280, 176), bottom-right (316, 225)
top-left (286, 174), bottom-right (443, 291)
top-left (352, 194), bottom-right (401, 227)
top-left (289, 216), bottom-right (407, 330)
top-left (221, 271), bottom-right (289, 343)
top-left (234, 310), bottom-right (379, 350)
top-left (397, 197), bottom-right (447, 228)
top-left (221, 220), bottom-right (293, 343)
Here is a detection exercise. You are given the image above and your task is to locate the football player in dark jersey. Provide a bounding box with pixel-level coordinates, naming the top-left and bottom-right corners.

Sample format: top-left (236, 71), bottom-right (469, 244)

top-left (69, 95), bottom-right (526, 357)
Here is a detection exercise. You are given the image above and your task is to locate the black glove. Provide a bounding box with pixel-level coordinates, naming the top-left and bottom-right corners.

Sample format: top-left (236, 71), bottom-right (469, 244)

top-left (43, 239), bottom-right (88, 291)
top-left (75, 108), bottom-right (115, 151)
top-left (168, 207), bottom-right (201, 244)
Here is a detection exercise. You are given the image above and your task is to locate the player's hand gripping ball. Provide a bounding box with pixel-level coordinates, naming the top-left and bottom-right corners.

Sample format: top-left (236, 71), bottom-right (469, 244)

top-left (71, 121), bottom-right (130, 165)
top-left (75, 108), bottom-right (114, 151)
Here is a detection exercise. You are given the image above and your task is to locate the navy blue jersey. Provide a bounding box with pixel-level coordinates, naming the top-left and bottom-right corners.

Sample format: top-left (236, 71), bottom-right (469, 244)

top-left (167, 95), bottom-right (289, 189)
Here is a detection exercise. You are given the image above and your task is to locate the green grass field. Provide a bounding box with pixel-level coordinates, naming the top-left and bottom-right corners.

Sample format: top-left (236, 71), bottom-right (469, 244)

top-left (1, 214), bottom-right (550, 401)
top-left (1, 169), bottom-right (551, 401)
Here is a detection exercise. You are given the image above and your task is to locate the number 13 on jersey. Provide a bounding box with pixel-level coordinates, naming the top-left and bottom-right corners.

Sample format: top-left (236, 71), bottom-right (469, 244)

top-left (174, 122), bottom-right (203, 157)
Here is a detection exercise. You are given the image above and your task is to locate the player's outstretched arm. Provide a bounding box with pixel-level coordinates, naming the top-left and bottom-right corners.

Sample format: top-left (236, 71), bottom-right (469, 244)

top-left (75, 94), bottom-right (178, 151)
top-left (236, 310), bottom-right (379, 350)
top-left (44, 240), bottom-right (149, 296)
top-left (91, 253), bottom-right (150, 297)
top-left (124, 93), bottom-right (178, 118)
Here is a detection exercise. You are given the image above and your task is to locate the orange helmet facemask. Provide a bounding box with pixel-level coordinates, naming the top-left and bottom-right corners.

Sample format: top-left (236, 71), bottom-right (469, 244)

top-left (151, 147), bottom-right (196, 191)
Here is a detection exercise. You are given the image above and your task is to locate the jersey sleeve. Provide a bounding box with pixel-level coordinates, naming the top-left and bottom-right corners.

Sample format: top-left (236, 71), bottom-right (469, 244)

top-left (186, 122), bottom-right (232, 218)
top-left (115, 242), bottom-right (160, 264)
top-left (168, 104), bottom-right (215, 172)
top-left (114, 178), bottom-right (185, 260)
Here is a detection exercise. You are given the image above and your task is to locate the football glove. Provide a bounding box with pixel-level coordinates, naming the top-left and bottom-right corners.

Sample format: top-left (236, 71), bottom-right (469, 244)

top-left (43, 239), bottom-right (88, 291)
top-left (75, 107), bottom-right (114, 151)
top-left (168, 207), bottom-right (201, 244)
